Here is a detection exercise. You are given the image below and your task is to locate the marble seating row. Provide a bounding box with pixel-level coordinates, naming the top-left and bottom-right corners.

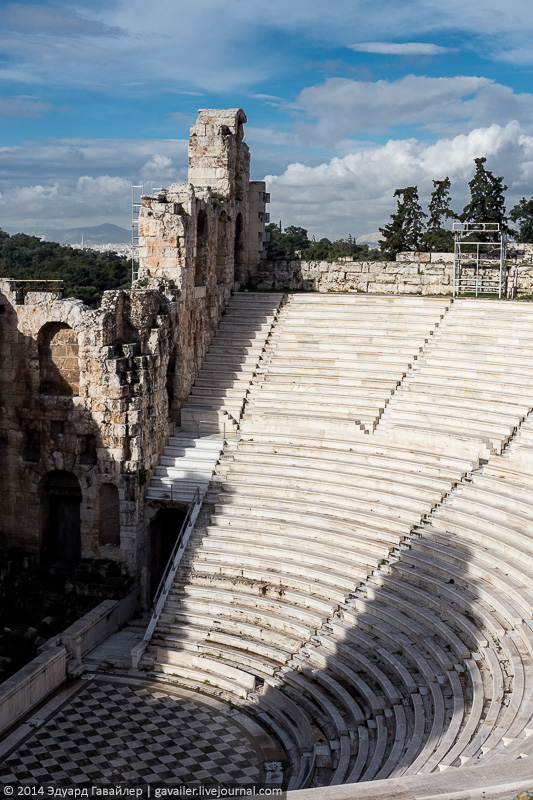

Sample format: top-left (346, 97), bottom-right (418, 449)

top-left (145, 294), bottom-right (533, 790)
top-left (147, 434), bottom-right (475, 785)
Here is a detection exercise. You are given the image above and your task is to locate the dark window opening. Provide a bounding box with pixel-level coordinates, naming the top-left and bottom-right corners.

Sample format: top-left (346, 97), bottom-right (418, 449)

top-left (39, 471), bottom-right (82, 566)
top-left (23, 429), bottom-right (41, 463)
top-left (216, 211), bottom-right (230, 284)
top-left (234, 212), bottom-right (245, 283)
top-left (51, 420), bottom-right (64, 439)
top-left (80, 434), bottom-right (97, 465)
top-left (195, 209), bottom-right (209, 287)
top-left (166, 347), bottom-right (178, 419)
top-left (99, 484), bottom-right (120, 547)
top-left (149, 507), bottom-right (187, 598)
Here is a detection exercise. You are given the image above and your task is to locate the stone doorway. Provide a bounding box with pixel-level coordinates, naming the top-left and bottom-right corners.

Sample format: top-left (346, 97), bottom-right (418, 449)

top-left (39, 471), bottom-right (82, 566)
top-left (148, 507), bottom-right (187, 598)
top-left (234, 212), bottom-right (244, 283)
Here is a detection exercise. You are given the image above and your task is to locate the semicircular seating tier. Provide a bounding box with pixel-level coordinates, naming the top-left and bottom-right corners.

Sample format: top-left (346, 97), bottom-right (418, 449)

top-left (377, 299), bottom-right (533, 455)
top-left (143, 293), bottom-right (533, 795)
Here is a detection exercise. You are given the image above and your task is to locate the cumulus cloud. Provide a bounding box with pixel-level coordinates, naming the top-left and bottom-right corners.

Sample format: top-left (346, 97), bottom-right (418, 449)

top-left (0, 138), bottom-right (188, 229)
top-left (0, 137), bottom-right (188, 182)
top-left (293, 76), bottom-right (533, 143)
top-left (140, 154), bottom-right (179, 182)
top-left (349, 42), bottom-right (449, 56)
top-left (265, 122), bottom-right (533, 239)
top-left (0, 175), bottom-right (132, 229)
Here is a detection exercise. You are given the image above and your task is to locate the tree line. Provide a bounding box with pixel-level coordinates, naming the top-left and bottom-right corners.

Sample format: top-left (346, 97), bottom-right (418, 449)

top-left (266, 157), bottom-right (533, 263)
top-left (379, 157), bottom-right (533, 259)
top-left (0, 230), bottom-right (131, 307)
top-left (265, 224), bottom-right (389, 262)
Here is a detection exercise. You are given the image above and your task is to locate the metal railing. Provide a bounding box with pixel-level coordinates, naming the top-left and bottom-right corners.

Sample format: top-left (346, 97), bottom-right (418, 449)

top-left (131, 487), bottom-right (202, 666)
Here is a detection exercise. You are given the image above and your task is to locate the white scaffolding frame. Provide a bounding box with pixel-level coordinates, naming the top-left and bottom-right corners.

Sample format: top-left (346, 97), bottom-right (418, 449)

top-left (131, 184), bottom-right (144, 283)
top-left (453, 222), bottom-right (507, 298)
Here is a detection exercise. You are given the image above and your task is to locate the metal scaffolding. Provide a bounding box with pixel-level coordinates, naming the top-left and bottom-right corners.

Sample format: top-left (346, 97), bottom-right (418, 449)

top-left (131, 184), bottom-right (144, 283)
top-left (453, 222), bottom-right (507, 298)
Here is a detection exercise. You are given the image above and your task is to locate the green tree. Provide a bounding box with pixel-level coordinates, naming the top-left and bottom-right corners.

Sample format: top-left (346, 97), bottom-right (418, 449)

top-left (379, 186), bottom-right (427, 260)
top-left (265, 223), bottom-right (310, 257)
top-left (509, 197), bottom-right (533, 242)
top-left (305, 237), bottom-right (333, 260)
top-left (421, 178), bottom-right (456, 252)
top-left (460, 157), bottom-right (510, 235)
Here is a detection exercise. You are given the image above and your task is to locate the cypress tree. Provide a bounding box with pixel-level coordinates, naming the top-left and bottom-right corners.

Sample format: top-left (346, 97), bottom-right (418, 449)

top-left (379, 186), bottom-right (427, 260)
top-left (421, 178), bottom-right (456, 252)
top-left (460, 157), bottom-right (509, 236)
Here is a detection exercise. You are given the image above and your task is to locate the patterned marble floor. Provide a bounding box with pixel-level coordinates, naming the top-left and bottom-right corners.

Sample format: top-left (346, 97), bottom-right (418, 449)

top-left (0, 677), bottom-right (265, 786)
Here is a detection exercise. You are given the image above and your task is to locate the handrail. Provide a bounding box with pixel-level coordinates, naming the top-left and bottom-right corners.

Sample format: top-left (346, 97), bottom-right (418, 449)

top-left (132, 488), bottom-right (202, 664)
top-left (151, 486), bottom-right (200, 611)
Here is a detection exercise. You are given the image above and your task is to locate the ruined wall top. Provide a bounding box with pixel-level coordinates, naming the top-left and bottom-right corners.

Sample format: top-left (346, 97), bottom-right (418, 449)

top-left (188, 107), bottom-right (250, 199)
top-left (193, 108), bottom-right (247, 133)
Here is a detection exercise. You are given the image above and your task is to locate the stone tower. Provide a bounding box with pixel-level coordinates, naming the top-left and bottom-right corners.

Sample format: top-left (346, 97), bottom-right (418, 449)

top-left (138, 108), bottom-right (269, 289)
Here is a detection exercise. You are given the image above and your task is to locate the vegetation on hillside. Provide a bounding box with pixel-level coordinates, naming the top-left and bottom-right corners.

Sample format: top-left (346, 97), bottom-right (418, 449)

top-left (265, 223), bottom-right (386, 261)
top-left (0, 229), bottom-right (131, 308)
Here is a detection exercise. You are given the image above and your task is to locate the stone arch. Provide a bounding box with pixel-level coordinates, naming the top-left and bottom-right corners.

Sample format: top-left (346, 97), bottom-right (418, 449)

top-left (99, 483), bottom-right (120, 547)
top-left (38, 470), bottom-right (82, 565)
top-left (234, 212), bottom-right (245, 284)
top-left (195, 209), bottom-right (209, 287)
top-left (216, 211), bottom-right (231, 284)
top-left (166, 345), bottom-right (178, 420)
top-left (38, 322), bottom-right (79, 396)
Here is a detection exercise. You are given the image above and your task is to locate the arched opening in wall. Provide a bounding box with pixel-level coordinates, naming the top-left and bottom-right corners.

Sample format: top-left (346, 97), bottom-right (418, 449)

top-left (99, 484), bottom-right (120, 548)
top-left (148, 507), bottom-right (187, 598)
top-left (234, 121), bottom-right (246, 202)
top-left (39, 471), bottom-right (82, 566)
top-left (195, 209), bottom-right (208, 287)
top-left (38, 322), bottom-right (79, 396)
top-left (166, 346), bottom-right (178, 420)
top-left (216, 211), bottom-right (230, 284)
top-left (234, 212), bottom-right (245, 284)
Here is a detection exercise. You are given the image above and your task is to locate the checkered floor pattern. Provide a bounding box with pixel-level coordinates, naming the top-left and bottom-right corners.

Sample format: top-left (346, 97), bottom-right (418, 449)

top-left (0, 679), bottom-right (261, 786)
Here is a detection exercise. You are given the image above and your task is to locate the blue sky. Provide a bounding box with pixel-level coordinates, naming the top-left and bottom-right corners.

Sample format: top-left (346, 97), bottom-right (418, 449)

top-left (2, 0), bottom-right (533, 239)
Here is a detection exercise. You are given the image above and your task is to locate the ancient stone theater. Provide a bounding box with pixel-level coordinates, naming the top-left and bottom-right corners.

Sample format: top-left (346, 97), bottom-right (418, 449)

top-left (1, 109), bottom-right (533, 800)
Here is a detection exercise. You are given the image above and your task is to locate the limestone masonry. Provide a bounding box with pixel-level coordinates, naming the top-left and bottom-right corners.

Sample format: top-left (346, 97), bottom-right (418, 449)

top-left (0, 108), bottom-right (268, 593)
top-left (250, 243), bottom-right (533, 295)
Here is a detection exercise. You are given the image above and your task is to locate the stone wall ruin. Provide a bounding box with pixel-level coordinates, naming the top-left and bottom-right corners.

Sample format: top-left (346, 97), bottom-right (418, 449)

top-left (249, 245), bottom-right (533, 296)
top-left (0, 108), bottom-right (268, 599)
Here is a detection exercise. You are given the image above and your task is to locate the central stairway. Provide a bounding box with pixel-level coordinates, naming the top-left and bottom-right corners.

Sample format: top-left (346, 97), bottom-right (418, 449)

top-left (145, 292), bottom-right (284, 503)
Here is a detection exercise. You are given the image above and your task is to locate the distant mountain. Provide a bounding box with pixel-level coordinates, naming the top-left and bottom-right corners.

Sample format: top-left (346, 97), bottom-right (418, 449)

top-left (3, 223), bottom-right (131, 245)
top-left (356, 232), bottom-right (382, 249)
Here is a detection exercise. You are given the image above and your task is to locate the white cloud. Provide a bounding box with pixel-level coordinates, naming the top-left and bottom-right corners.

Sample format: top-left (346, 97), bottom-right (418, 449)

top-left (1, 0), bottom-right (533, 96)
top-left (0, 138), bottom-right (188, 229)
top-left (293, 75), bottom-right (533, 143)
top-left (0, 96), bottom-right (52, 117)
top-left (265, 122), bottom-right (533, 239)
top-left (0, 3), bottom-right (123, 37)
top-left (140, 154), bottom-right (178, 182)
top-left (349, 42), bottom-right (449, 56)
top-left (0, 176), bottom-right (132, 228)
top-left (0, 137), bottom-right (188, 182)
